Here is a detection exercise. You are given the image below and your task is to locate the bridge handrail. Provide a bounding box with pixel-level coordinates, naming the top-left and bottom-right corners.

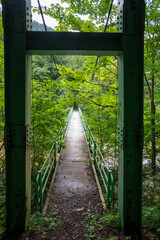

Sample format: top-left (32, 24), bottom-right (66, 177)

top-left (79, 107), bottom-right (114, 209)
top-left (36, 107), bottom-right (73, 211)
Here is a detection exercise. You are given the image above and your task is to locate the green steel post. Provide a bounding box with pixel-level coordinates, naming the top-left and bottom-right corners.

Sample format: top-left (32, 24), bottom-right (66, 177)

top-left (118, 0), bottom-right (145, 235)
top-left (94, 141), bottom-right (97, 167)
top-left (25, 0), bottom-right (32, 229)
top-left (108, 171), bottom-right (112, 209)
top-left (84, 121), bottom-right (87, 132)
top-left (3, 0), bottom-right (32, 233)
top-left (59, 135), bottom-right (62, 151)
top-left (38, 170), bottom-right (43, 212)
top-left (89, 134), bottom-right (91, 152)
top-left (54, 141), bottom-right (57, 166)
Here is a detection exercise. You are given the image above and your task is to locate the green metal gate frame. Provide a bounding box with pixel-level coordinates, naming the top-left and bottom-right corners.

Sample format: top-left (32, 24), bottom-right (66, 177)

top-left (2, 0), bottom-right (145, 236)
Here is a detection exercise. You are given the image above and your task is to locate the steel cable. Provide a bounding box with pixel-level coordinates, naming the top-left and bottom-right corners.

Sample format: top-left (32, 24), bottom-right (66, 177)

top-left (104, 0), bottom-right (115, 33)
top-left (36, 0), bottom-right (58, 69)
top-left (91, 0), bottom-right (115, 81)
top-left (37, 0), bottom-right (47, 31)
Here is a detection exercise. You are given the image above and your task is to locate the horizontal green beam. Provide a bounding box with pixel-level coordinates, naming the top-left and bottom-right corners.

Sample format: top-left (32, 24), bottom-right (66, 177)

top-left (26, 31), bottom-right (122, 56)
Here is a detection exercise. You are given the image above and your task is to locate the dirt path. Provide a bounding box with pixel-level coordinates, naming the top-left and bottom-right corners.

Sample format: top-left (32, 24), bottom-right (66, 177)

top-left (44, 110), bottom-right (103, 239)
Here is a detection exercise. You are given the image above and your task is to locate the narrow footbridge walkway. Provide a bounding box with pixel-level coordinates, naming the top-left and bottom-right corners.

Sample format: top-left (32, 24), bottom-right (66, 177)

top-left (46, 110), bottom-right (103, 239)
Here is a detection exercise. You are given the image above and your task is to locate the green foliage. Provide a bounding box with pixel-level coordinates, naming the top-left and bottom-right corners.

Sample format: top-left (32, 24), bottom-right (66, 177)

top-left (84, 214), bottom-right (101, 240)
top-left (0, 170), bottom-right (5, 236)
top-left (32, 55), bottom-right (59, 81)
top-left (144, 0), bottom-right (160, 165)
top-left (142, 170), bottom-right (160, 233)
top-left (84, 226), bottom-right (99, 240)
top-left (105, 237), bottom-right (118, 240)
top-left (31, 78), bottom-right (67, 168)
top-left (84, 213), bottom-right (103, 230)
top-left (33, 0), bottom-right (117, 32)
top-left (100, 212), bottom-right (119, 227)
top-left (84, 212), bottom-right (119, 239)
top-left (28, 211), bottom-right (60, 230)
top-left (57, 56), bottom-right (118, 159)
top-left (143, 206), bottom-right (160, 232)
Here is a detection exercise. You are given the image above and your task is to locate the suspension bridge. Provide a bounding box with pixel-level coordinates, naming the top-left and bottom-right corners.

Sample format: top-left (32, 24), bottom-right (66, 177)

top-left (2, 0), bottom-right (145, 238)
top-left (25, 107), bottom-right (116, 239)
top-left (36, 108), bottom-right (113, 214)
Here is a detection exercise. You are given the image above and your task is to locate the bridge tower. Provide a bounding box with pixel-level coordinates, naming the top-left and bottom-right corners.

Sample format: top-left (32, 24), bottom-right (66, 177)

top-left (117, 0), bottom-right (144, 235)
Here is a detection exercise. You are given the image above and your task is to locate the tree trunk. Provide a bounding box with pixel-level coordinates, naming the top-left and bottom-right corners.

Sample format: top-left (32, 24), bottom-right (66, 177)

top-left (151, 71), bottom-right (156, 175)
top-left (144, 71), bottom-right (156, 175)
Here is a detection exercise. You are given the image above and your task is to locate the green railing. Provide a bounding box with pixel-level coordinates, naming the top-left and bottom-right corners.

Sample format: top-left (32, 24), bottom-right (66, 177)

top-left (36, 107), bottom-right (73, 211)
top-left (79, 107), bottom-right (114, 209)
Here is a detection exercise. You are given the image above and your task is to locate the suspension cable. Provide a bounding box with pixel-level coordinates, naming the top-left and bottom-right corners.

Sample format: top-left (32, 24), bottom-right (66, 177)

top-left (91, 0), bottom-right (115, 81)
top-left (36, 0), bottom-right (58, 69)
top-left (104, 0), bottom-right (115, 33)
top-left (37, 0), bottom-right (47, 31)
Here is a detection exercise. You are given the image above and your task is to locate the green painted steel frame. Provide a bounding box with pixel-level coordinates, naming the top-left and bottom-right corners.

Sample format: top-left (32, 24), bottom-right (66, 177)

top-left (3, 0), bottom-right (32, 234)
top-left (117, 0), bottom-right (145, 235)
top-left (26, 31), bottom-right (122, 56)
top-left (2, 0), bottom-right (145, 236)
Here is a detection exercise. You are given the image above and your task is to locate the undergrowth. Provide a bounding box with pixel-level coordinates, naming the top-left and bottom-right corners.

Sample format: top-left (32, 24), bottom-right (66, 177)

top-left (142, 167), bottom-right (160, 235)
top-left (28, 210), bottom-right (60, 231)
top-left (83, 211), bottom-right (119, 240)
top-left (0, 163), bottom-right (5, 237)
